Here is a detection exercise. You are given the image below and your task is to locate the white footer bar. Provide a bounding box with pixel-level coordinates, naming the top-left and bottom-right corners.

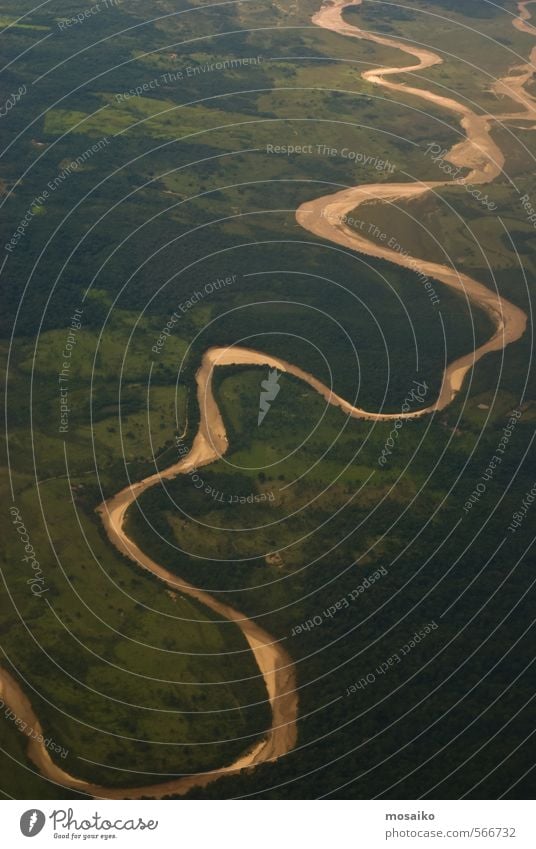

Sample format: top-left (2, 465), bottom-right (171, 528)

top-left (3, 799), bottom-right (534, 848)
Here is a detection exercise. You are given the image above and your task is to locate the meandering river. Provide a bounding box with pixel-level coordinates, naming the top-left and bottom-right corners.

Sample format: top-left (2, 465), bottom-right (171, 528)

top-left (1, 0), bottom-right (532, 799)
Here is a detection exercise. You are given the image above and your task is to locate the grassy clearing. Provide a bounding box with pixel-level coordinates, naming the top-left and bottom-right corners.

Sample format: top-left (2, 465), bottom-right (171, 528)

top-left (0, 16), bottom-right (49, 30)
